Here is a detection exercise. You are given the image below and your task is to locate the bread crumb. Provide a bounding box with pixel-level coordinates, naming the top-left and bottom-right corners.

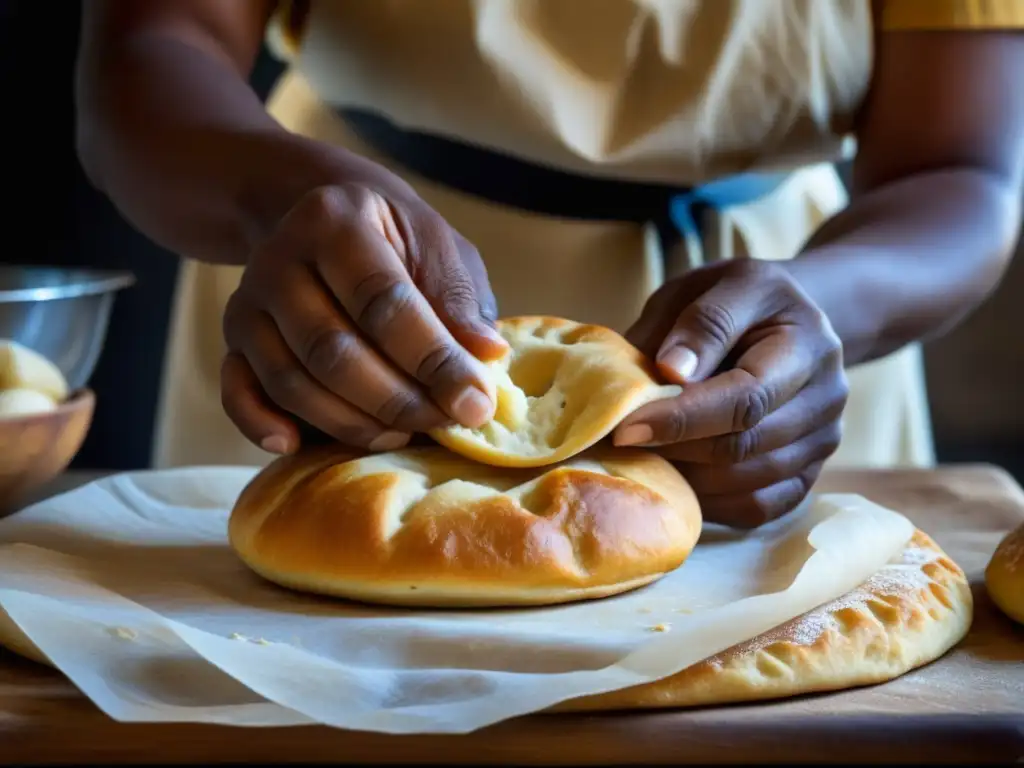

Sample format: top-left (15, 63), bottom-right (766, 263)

top-left (648, 623), bottom-right (671, 633)
top-left (637, 607), bottom-right (652, 614)
top-left (108, 626), bottom-right (137, 641)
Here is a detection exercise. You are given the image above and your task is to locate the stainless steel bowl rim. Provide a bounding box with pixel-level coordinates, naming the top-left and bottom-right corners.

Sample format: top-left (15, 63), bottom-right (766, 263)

top-left (0, 268), bottom-right (136, 303)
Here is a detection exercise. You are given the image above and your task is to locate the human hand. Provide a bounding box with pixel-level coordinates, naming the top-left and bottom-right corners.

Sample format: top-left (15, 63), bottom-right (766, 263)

top-left (221, 182), bottom-right (509, 455)
top-left (613, 260), bottom-right (849, 528)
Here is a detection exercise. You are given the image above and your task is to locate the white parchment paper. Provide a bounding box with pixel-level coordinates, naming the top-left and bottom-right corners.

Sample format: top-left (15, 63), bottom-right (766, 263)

top-left (0, 467), bottom-right (914, 733)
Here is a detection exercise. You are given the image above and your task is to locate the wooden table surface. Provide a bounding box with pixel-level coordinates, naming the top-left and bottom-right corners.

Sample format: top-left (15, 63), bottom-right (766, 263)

top-left (1, 466), bottom-right (1022, 765)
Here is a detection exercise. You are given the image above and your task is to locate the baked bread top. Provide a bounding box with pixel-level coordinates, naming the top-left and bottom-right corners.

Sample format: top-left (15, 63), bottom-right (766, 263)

top-left (985, 521), bottom-right (1024, 625)
top-left (430, 317), bottom-right (679, 468)
top-left (558, 529), bottom-right (973, 711)
top-left (228, 444), bottom-right (702, 607)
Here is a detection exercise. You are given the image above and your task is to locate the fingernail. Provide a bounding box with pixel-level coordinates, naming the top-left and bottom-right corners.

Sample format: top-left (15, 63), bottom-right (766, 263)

top-left (660, 346), bottom-right (698, 381)
top-left (261, 435), bottom-right (292, 455)
top-left (369, 431), bottom-right (410, 452)
top-left (615, 423), bottom-right (654, 447)
top-left (451, 386), bottom-right (494, 428)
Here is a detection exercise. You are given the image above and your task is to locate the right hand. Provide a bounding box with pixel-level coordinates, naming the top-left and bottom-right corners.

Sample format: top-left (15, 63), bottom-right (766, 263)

top-left (221, 183), bottom-right (509, 456)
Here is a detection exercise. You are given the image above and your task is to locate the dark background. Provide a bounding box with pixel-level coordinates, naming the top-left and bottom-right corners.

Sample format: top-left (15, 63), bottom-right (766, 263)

top-left (3, 0), bottom-right (1022, 476)
top-left (0, 1), bottom-right (285, 470)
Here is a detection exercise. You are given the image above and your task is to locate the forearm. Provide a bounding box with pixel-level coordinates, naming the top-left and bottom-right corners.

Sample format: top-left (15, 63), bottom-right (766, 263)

top-left (76, 27), bottom-right (392, 265)
top-left (784, 167), bottom-right (1021, 366)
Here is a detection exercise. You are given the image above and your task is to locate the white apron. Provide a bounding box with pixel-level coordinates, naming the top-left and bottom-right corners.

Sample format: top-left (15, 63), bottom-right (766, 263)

top-left (154, 0), bottom-right (934, 470)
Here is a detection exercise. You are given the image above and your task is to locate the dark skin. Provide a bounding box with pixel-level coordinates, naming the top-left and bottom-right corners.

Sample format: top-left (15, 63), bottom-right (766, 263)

top-left (78, 1), bottom-right (1024, 527)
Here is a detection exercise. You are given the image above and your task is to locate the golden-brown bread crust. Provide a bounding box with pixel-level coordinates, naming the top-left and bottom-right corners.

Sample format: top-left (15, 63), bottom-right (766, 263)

top-left (985, 522), bottom-right (1024, 625)
top-left (228, 445), bottom-right (702, 607)
top-left (554, 530), bottom-right (973, 711)
top-left (429, 317), bottom-right (680, 468)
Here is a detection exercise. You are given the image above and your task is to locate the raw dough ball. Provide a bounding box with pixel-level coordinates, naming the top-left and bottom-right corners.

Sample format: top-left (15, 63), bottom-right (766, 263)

top-left (0, 388), bottom-right (58, 418)
top-left (0, 339), bottom-right (69, 402)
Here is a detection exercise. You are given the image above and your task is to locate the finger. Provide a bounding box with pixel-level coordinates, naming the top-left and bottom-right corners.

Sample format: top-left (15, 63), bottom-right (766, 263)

top-left (625, 265), bottom-right (722, 357)
top-left (614, 328), bottom-right (819, 447)
top-left (220, 352), bottom-right (300, 455)
top-left (231, 309), bottom-right (410, 451)
top-left (624, 280), bottom-right (689, 358)
top-left (679, 422), bottom-right (842, 497)
top-left (266, 264), bottom-right (449, 432)
top-left (454, 234), bottom-right (499, 325)
top-left (390, 203), bottom-right (508, 362)
top-left (654, 264), bottom-right (788, 384)
top-left (698, 463), bottom-right (825, 529)
top-left (658, 374), bottom-right (848, 464)
top-left (423, 230), bottom-right (508, 362)
top-left (314, 201), bottom-right (498, 428)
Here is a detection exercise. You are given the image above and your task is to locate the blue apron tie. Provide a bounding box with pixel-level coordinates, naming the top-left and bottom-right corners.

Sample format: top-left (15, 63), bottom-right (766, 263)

top-left (338, 109), bottom-right (789, 254)
top-left (669, 172), bottom-right (790, 246)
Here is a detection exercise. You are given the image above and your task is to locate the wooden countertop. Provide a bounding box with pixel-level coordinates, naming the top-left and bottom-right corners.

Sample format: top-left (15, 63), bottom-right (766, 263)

top-left (1, 466), bottom-right (1022, 765)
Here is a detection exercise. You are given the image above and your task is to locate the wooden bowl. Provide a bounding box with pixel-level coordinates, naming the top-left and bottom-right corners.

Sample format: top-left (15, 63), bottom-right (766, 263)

top-left (0, 389), bottom-right (95, 515)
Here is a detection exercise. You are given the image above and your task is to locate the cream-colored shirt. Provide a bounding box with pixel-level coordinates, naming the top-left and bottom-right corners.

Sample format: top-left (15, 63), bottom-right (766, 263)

top-left (153, 0), bottom-right (1024, 470)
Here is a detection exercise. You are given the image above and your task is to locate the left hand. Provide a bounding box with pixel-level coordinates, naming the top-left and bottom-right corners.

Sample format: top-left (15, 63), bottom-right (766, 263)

top-left (614, 260), bottom-right (849, 528)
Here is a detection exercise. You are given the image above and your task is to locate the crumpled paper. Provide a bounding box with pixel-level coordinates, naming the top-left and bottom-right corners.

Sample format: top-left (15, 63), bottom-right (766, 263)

top-left (0, 467), bottom-right (914, 734)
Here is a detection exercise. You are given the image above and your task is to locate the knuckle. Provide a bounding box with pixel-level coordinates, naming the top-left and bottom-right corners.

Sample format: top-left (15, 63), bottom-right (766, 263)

top-left (440, 278), bottom-right (479, 313)
top-left (817, 318), bottom-right (844, 355)
top-left (261, 366), bottom-right (306, 409)
top-left (415, 343), bottom-right (463, 386)
top-left (811, 308), bottom-right (835, 337)
top-left (330, 426), bottom-right (379, 449)
top-left (761, 450), bottom-right (792, 481)
top-left (302, 185), bottom-right (351, 222)
top-left (729, 430), bottom-right (761, 466)
top-left (735, 258), bottom-right (776, 283)
top-left (733, 380), bottom-right (771, 431)
top-left (714, 428), bottom-right (760, 464)
top-left (655, 406), bottom-right (688, 444)
top-left (820, 421), bottom-right (844, 457)
top-left (742, 486), bottom-right (797, 528)
top-left (302, 326), bottom-right (361, 381)
top-left (222, 294), bottom-right (243, 346)
top-left (375, 390), bottom-right (423, 428)
top-left (352, 274), bottom-right (416, 337)
top-left (219, 359), bottom-right (243, 415)
top-left (824, 396), bottom-right (847, 424)
top-left (732, 500), bottom-right (774, 530)
top-left (409, 206), bottom-right (449, 244)
top-left (833, 371), bottom-right (851, 405)
top-left (689, 302), bottom-right (736, 347)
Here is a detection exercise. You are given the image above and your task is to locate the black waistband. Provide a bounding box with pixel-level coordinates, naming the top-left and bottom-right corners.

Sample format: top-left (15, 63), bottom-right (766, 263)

top-left (338, 109), bottom-right (691, 225)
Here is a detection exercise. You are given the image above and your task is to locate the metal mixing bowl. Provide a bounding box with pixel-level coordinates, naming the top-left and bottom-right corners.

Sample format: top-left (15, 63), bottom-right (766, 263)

top-left (0, 266), bottom-right (135, 388)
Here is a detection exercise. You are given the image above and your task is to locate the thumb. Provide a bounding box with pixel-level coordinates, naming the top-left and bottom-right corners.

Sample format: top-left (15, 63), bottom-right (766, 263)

top-left (656, 277), bottom-right (768, 385)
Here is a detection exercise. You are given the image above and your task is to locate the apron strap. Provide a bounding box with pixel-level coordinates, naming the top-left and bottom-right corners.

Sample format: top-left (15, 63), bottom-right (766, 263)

top-left (339, 108), bottom-right (787, 254)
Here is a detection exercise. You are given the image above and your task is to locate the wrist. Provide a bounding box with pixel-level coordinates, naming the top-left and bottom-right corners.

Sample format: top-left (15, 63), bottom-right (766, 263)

top-left (236, 132), bottom-right (416, 253)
